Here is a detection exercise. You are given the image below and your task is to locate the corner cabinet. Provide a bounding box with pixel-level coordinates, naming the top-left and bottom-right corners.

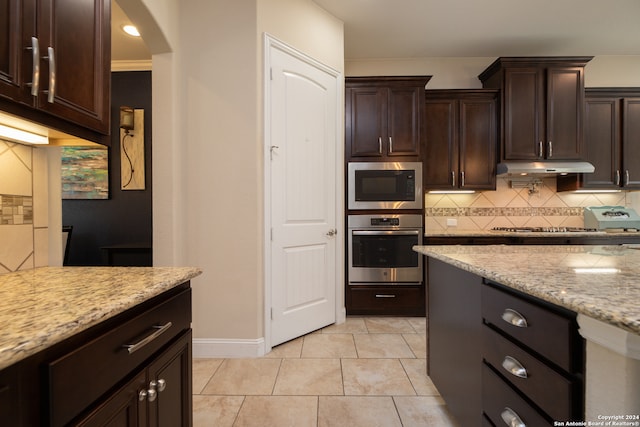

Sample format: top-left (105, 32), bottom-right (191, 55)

top-left (558, 88), bottom-right (640, 191)
top-left (479, 57), bottom-right (592, 161)
top-left (424, 90), bottom-right (498, 191)
top-left (345, 76), bottom-right (431, 161)
top-left (0, 0), bottom-right (111, 138)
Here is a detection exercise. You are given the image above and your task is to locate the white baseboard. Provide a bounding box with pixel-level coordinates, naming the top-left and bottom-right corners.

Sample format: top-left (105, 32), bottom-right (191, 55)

top-left (192, 337), bottom-right (266, 358)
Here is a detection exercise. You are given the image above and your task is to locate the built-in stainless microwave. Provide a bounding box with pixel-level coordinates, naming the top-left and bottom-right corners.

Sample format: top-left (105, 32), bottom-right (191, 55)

top-left (347, 162), bottom-right (423, 210)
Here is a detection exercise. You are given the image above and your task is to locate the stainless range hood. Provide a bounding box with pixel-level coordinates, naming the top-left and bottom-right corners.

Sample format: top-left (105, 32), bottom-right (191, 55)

top-left (496, 161), bottom-right (595, 176)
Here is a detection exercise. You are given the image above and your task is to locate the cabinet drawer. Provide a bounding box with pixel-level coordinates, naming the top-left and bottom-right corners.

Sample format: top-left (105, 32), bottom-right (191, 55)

top-left (482, 283), bottom-right (576, 371)
top-left (348, 286), bottom-right (424, 315)
top-left (483, 325), bottom-right (577, 421)
top-left (483, 363), bottom-right (549, 427)
top-left (48, 288), bottom-right (192, 427)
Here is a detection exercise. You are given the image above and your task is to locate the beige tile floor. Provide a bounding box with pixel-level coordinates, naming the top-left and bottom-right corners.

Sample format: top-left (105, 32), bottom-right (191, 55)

top-left (192, 317), bottom-right (459, 427)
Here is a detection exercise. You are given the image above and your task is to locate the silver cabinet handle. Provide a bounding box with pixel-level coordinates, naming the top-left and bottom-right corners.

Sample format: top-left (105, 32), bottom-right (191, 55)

top-left (27, 37), bottom-right (40, 96)
top-left (616, 170), bottom-right (621, 186)
top-left (625, 170), bottom-right (630, 186)
top-left (501, 309), bottom-right (528, 328)
top-left (123, 322), bottom-right (172, 354)
top-left (538, 141), bottom-right (544, 158)
top-left (388, 137), bottom-right (393, 153)
top-left (502, 356), bottom-right (528, 379)
top-left (548, 141), bottom-right (553, 158)
top-left (461, 171), bottom-right (465, 187)
top-left (378, 137), bottom-right (382, 154)
top-left (451, 171), bottom-right (455, 187)
top-left (501, 407), bottom-right (526, 427)
top-left (326, 229), bottom-right (337, 237)
top-left (154, 379), bottom-right (166, 392)
top-left (43, 47), bottom-right (56, 103)
top-left (375, 294), bottom-right (396, 298)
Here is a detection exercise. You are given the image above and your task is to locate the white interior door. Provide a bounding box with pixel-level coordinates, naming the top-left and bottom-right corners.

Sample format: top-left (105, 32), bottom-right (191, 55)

top-left (267, 40), bottom-right (339, 347)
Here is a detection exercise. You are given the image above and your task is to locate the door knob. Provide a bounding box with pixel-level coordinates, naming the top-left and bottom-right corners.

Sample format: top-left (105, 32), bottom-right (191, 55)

top-left (326, 229), bottom-right (337, 236)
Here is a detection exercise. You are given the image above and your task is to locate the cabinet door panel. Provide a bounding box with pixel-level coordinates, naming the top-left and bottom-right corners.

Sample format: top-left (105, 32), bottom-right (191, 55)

top-left (148, 330), bottom-right (193, 427)
top-left (503, 68), bottom-right (541, 159)
top-left (37, 0), bottom-right (110, 133)
top-left (387, 86), bottom-right (420, 156)
top-left (0, 0), bottom-right (35, 104)
top-left (582, 98), bottom-right (619, 188)
top-left (547, 67), bottom-right (584, 160)
top-left (459, 99), bottom-right (496, 190)
top-left (348, 87), bottom-right (385, 158)
top-left (623, 98), bottom-right (640, 188)
top-left (424, 99), bottom-right (456, 188)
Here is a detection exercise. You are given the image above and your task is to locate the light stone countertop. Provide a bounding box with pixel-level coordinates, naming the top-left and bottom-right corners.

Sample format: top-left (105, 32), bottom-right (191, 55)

top-left (414, 244), bottom-right (640, 335)
top-left (0, 266), bottom-right (202, 371)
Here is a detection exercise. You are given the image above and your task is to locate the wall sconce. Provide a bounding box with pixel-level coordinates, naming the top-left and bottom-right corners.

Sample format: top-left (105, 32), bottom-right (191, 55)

top-left (119, 107), bottom-right (145, 190)
top-left (119, 106), bottom-right (135, 132)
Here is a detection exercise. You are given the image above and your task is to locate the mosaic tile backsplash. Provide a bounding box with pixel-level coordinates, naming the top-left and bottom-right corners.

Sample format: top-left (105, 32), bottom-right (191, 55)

top-left (0, 195), bottom-right (33, 225)
top-left (0, 139), bottom-right (48, 273)
top-left (425, 176), bottom-right (629, 232)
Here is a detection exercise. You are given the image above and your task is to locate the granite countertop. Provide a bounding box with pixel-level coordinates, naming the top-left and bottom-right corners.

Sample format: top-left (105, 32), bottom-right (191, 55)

top-left (425, 230), bottom-right (621, 237)
top-left (414, 244), bottom-right (640, 335)
top-left (0, 266), bottom-right (202, 371)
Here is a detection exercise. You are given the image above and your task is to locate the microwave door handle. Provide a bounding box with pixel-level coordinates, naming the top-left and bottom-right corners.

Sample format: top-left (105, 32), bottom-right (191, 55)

top-left (352, 230), bottom-right (420, 236)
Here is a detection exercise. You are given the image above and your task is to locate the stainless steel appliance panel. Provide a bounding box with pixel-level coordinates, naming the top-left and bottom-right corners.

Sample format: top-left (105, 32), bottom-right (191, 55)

top-left (348, 214), bottom-right (423, 284)
top-left (348, 162), bottom-right (423, 210)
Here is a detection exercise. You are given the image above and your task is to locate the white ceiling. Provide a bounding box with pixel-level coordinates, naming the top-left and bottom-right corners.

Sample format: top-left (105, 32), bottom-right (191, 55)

top-left (111, 0), bottom-right (640, 62)
top-left (111, 1), bottom-right (151, 62)
top-left (312, 0), bottom-right (640, 59)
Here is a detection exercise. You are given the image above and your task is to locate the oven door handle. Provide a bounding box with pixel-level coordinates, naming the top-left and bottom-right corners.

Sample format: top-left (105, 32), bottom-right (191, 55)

top-left (352, 230), bottom-right (420, 236)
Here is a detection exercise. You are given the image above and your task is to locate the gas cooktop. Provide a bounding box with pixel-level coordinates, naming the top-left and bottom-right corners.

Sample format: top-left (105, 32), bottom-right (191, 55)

top-left (491, 226), bottom-right (599, 233)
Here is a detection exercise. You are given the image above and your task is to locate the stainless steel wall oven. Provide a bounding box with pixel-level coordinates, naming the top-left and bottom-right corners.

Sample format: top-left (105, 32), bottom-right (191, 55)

top-left (348, 214), bottom-right (423, 285)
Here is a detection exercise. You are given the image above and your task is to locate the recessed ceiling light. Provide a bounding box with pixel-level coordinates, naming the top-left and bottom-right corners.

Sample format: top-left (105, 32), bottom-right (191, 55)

top-left (122, 24), bottom-right (140, 37)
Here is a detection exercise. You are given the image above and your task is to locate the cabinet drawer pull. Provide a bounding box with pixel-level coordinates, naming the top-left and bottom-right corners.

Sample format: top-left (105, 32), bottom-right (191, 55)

top-left (501, 407), bottom-right (526, 427)
top-left (378, 137), bottom-right (382, 154)
top-left (625, 170), bottom-right (630, 186)
top-left (501, 308), bottom-right (528, 328)
top-left (451, 171), bottom-right (455, 187)
top-left (123, 322), bottom-right (172, 354)
top-left (501, 356), bottom-right (528, 379)
top-left (388, 136), bottom-right (393, 153)
top-left (375, 294), bottom-right (396, 298)
top-left (538, 141), bottom-right (544, 158)
top-left (461, 171), bottom-right (465, 187)
top-left (548, 140), bottom-right (553, 158)
top-left (27, 37), bottom-right (40, 96)
top-left (616, 170), bottom-right (621, 186)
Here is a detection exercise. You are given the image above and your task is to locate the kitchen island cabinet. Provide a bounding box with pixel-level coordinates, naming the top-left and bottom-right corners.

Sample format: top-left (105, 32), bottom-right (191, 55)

top-left (415, 244), bottom-right (640, 426)
top-left (0, 266), bottom-right (201, 426)
top-left (0, 0), bottom-right (111, 140)
top-left (345, 76), bottom-right (431, 161)
top-left (479, 57), bottom-right (592, 161)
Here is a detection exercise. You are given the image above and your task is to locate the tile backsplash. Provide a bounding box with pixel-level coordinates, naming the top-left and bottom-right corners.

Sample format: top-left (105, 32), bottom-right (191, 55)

top-left (0, 139), bottom-right (49, 273)
top-left (425, 176), bottom-right (629, 232)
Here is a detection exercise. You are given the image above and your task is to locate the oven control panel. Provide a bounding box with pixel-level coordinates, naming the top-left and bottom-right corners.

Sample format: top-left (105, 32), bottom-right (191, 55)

top-left (371, 217), bottom-right (400, 226)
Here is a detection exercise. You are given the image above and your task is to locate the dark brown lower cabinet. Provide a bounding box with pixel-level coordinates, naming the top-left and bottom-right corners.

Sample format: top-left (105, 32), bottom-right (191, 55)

top-left (427, 259), bottom-right (584, 426)
top-left (427, 257), bottom-right (482, 426)
top-left (77, 330), bottom-right (192, 427)
top-left (0, 282), bottom-right (193, 427)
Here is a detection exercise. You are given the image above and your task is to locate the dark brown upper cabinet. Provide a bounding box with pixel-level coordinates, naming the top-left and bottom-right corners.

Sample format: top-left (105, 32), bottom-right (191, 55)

top-left (479, 57), bottom-right (592, 161)
top-left (558, 88), bottom-right (640, 191)
top-left (424, 90), bottom-right (498, 191)
top-left (0, 0), bottom-right (111, 140)
top-left (346, 76), bottom-right (431, 161)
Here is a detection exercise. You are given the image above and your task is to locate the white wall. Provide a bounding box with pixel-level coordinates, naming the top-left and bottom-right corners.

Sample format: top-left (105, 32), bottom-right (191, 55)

top-left (141, 0), bottom-right (344, 349)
